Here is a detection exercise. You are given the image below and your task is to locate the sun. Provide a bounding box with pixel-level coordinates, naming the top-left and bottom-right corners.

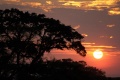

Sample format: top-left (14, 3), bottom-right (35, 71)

top-left (93, 49), bottom-right (103, 59)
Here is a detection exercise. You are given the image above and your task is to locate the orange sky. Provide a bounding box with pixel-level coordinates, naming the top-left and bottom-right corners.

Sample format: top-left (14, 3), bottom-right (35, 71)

top-left (44, 49), bottom-right (120, 77)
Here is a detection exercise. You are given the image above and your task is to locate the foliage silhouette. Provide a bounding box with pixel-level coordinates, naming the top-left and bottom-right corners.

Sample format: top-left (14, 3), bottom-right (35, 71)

top-left (0, 8), bottom-right (86, 65)
top-left (39, 59), bottom-right (106, 80)
top-left (0, 59), bottom-right (107, 80)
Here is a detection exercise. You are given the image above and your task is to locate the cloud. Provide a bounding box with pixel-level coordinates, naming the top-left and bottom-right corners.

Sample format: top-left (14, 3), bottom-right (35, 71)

top-left (46, 1), bottom-right (52, 5)
top-left (4, 0), bottom-right (20, 2)
top-left (59, 1), bottom-right (82, 7)
top-left (100, 36), bottom-right (114, 39)
top-left (85, 45), bottom-right (116, 49)
top-left (107, 24), bottom-right (115, 28)
top-left (21, 2), bottom-right (42, 7)
top-left (82, 34), bottom-right (88, 37)
top-left (108, 8), bottom-right (120, 15)
top-left (73, 25), bottom-right (80, 29)
top-left (58, 0), bottom-right (120, 14)
top-left (1, 0), bottom-right (120, 14)
top-left (82, 42), bottom-right (116, 49)
top-left (92, 46), bottom-right (116, 48)
top-left (87, 0), bottom-right (118, 7)
top-left (110, 36), bottom-right (113, 39)
top-left (82, 43), bottom-right (95, 45)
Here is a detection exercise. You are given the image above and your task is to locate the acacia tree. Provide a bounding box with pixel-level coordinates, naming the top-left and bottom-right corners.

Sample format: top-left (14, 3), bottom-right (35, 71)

top-left (0, 8), bottom-right (86, 65)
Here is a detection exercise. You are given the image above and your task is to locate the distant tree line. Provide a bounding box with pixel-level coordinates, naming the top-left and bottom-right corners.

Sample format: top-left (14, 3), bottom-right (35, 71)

top-left (0, 58), bottom-right (107, 80)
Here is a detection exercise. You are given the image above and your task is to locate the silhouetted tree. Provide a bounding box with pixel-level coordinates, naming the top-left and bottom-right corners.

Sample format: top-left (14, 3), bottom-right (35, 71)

top-left (0, 8), bottom-right (107, 80)
top-left (0, 8), bottom-right (86, 65)
top-left (44, 59), bottom-right (106, 80)
top-left (15, 59), bottom-right (106, 80)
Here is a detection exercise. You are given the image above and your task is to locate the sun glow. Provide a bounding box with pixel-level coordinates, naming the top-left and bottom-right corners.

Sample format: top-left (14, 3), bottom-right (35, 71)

top-left (93, 49), bottom-right (103, 59)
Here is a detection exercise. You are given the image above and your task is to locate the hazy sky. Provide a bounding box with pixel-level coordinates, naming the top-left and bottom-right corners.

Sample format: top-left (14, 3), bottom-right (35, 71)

top-left (0, 0), bottom-right (120, 77)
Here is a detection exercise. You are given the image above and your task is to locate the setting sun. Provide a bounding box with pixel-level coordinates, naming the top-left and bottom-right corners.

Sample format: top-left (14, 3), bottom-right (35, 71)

top-left (93, 49), bottom-right (103, 59)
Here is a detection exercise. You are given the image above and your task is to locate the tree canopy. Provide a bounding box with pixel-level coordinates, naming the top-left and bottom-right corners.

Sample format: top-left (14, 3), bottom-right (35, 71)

top-left (0, 8), bottom-right (86, 65)
top-left (0, 59), bottom-right (106, 80)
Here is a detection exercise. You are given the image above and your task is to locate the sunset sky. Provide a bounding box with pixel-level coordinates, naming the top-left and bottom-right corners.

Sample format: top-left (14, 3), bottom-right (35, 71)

top-left (0, 0), bottom-right (120, 77)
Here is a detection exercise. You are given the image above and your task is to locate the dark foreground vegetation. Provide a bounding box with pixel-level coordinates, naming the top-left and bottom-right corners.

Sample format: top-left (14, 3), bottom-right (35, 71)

top-left (0, 8), bottom-right (116, 80)
top-left (0, 59), bottom-right (107, 80)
